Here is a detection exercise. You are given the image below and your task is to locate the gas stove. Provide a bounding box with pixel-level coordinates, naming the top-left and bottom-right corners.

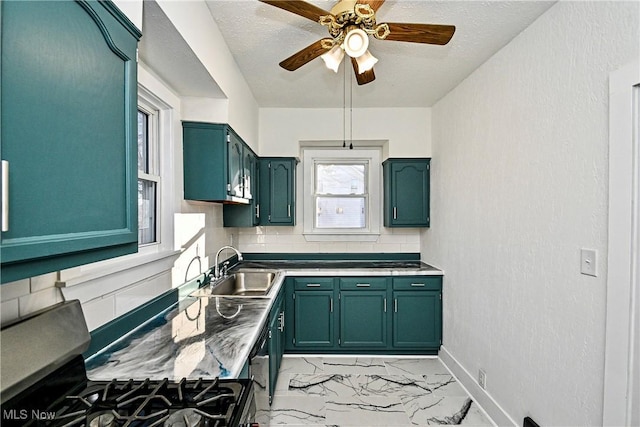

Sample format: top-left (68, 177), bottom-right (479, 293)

top-left (1, 301), bottom-right (256, 427)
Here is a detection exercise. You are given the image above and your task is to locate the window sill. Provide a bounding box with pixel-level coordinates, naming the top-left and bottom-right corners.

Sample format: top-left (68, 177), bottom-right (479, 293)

top-left (303, 233), bottom-right (380, 242)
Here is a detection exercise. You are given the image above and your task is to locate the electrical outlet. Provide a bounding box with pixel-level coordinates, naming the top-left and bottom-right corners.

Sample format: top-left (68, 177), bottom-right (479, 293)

top-left (478, 369), bottom-right (487, 389)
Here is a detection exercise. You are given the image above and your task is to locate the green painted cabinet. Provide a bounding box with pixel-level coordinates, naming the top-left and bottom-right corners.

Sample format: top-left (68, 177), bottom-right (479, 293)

top-left (183, 122), bottom-right (256, 204)
top-left (292, 278), bottom-right (336, 348)
top-left (267, 289), bottom-right (285, 404)
top-left (339, 277), bottom-right (388, 348)
top-left (383, 158), bottom-right (430, 227)
top-left (258, 158), bottom-right (297, 226)
top-left (223, 150), bottom-right (260, 227)
top-left (0, 0), bottom-right (141, 284)
top-left (339, 290), bottom-right (388, 348)
top-left (285, 275), bottom-right (442, 354)
top-left (392, 277), bottom-right (442, 349)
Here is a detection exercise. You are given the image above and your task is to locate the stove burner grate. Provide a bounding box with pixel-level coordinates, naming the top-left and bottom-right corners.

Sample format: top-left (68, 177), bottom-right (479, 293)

top-left (49, 378), bottom-right (243, 427)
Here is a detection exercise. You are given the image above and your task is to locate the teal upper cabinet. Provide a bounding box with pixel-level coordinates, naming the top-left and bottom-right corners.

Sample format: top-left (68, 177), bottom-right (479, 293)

top-left (258, 158), bottom-right (297, 226)
top-left (183, 122), bottom-right (256, 204)
top-left (0, 0), bottom-right (141, 284)
top-left (383, 158), bottom-right (430, 227)
top-left (223, 143), bottom-right (259, 227)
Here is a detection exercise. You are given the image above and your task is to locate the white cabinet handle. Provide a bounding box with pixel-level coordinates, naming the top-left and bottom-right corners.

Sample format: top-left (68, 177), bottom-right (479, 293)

top-left (2, 160), bottom-right (8, 232)
top-left (256, 204), bottom-right (260, 219)
top-left (356, 283), bottom-right (370, 287)
top-left (306, 283), bottom-right (321, 287)
top-left (330, 297), bottom-right (333, 313)
top-left (393, 207), bottom-right (397, 219)
top-left (394, 299), bottom-right (398, 313)
top-left (287, 204), bottom-right (291, 217)
top-left (410, 283), bottom-right (425, 287)
top-left (384, 298), bottom-right (387, 313)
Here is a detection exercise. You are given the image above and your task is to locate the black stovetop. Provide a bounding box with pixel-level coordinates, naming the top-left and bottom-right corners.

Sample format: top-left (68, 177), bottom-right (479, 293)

top-left (1, 356), bottom-right (253, 427)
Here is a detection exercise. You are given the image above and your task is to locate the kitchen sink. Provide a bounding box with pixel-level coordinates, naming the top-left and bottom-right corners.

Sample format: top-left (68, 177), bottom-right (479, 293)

top-left (192, 271), bottom-right (278, 297)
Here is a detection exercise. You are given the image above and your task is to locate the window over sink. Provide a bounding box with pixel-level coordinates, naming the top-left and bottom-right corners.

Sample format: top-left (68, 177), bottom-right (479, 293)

top-left (303, 147), bottom-right (381, 241)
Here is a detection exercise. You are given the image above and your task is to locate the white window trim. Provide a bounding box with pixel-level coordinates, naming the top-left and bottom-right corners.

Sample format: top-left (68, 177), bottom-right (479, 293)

top-left (302, 147), bottom-right (381, 242)
top-left (58, 84), bottom-right (177, 287)
top-left (137, 93), bottom-right (161, 248)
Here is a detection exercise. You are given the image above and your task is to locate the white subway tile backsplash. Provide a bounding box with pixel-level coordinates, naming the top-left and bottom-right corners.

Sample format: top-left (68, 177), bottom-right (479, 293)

top-left (115, 272), bottom-right (171, 317)
top-left (1, 300), bottom-right (20, 325)
top-left (0, 279), bottom-right (30, 302)
top-left (30, 272), bottom-right (58, 292)
top-left (83, 295), bottom-right (116, 331)
top-left (18, 287), bottom-right (63, 317)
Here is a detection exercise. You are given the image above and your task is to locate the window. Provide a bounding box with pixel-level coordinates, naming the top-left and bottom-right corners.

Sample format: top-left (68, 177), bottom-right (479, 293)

top-left (137, 102), bottom-right (160, 245)
top-left (303, 147), bottom-right (381, 241)
top-left (314, 163), bottom-right (367, 228)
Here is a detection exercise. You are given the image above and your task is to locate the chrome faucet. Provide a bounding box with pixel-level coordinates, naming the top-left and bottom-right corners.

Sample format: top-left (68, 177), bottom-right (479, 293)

top-left (214, 246), bottom-right (243, 279)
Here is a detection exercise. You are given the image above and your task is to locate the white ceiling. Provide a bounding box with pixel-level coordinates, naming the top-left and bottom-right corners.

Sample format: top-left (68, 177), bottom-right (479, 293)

top-left (202, 0), bottom-right (556, 108)
top-left (139, 1), bottom-right (556, 108)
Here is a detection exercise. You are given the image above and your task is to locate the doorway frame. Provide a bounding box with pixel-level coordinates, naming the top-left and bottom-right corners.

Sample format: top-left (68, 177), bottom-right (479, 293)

top-left (603, 59), bottom-right (640, 426)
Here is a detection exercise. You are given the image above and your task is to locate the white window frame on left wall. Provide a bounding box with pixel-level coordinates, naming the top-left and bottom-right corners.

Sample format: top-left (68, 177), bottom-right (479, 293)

top-left (56, 84), bottom-right (178, 289)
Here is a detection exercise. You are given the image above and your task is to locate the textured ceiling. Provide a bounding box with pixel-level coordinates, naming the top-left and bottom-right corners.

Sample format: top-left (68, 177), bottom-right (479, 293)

top-left (203, 0), bottom-right (556, 108)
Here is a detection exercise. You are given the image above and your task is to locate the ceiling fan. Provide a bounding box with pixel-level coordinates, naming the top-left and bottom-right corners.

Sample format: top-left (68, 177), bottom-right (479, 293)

top-left (259, 0), bottom-right (456, 85)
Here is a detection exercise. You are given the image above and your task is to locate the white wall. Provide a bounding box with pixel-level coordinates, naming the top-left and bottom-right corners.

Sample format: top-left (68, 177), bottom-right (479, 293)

top-left (259, 108), bottom-right (431, 158)
top-left (235, 107), bottom-right (431, 254)
top-left (424, 1), bottom-right (640, 425)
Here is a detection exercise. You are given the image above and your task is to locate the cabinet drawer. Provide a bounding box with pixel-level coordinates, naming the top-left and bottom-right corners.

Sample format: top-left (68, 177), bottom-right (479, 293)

top-left (340, 277), bottom-right (387, 290)
top-left (294, 278), bottom-right (335, 290)
top-left (392, 277), bottom-right (441, 291)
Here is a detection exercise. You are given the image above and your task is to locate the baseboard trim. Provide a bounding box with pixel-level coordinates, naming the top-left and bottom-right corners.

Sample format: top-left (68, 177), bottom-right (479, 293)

top-left (439, 346), bottom-right (517, 427)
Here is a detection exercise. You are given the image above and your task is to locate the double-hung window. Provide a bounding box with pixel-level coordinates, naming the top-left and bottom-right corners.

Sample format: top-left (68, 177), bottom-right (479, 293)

top-left (137, 101), bottom-right (160, 245)
top-left (303, 148), bottom-right (381, 240)
top-left (314, 162), bottom-right (367, 228)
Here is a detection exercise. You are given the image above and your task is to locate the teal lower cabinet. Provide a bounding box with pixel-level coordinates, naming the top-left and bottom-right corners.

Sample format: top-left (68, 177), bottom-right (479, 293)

top-left (284, 275), bottom-right (442, 354)
top-left (267, 286), bottom-right (285, 404)
top-left (339, 278), bottom-right (387, 348)
top-left (391, 277), bottom-right (442, 349)
top-left (291, 278), bottom-right (336, 349)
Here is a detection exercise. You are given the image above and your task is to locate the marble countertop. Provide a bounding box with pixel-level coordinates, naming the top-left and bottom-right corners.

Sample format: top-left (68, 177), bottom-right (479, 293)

top-left (235, 260), bottom-right (444, 276)
top-left (85, 296), bottom-right (272, 380)
top-left (85, 260), bottom-right (442, 381)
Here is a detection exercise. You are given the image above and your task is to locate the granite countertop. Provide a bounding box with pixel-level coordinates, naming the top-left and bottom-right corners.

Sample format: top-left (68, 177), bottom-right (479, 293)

top-left (84, 259), bottom-right (443, 381)
top-left (85, 296), bottom-right (272, 380)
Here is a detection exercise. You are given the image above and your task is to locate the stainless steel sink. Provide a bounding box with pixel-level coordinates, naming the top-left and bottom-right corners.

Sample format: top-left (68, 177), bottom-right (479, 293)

top-left (193, 271), bottom-right (278, 297)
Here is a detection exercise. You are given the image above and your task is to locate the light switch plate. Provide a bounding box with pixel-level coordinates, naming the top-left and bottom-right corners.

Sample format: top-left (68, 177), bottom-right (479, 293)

top-left (580, 249), bottom-right (597, 277)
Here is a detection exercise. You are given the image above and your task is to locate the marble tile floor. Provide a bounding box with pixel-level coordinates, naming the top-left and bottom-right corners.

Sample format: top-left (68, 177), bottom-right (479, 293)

top-left (254, 356), bottom-right (495, 426)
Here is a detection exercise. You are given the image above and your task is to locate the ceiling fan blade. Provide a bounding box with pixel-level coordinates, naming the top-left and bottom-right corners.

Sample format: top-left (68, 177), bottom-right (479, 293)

top-left (383, 22), bottom-right (455, 45)
top-left (350, 57), bottom-right (375, 85)
top-left (356, 0), bottom-right (385, 12)
top-left (259, 0), bottom-right (332, 22)
top-left (279, 38), bottom-right (333, 71)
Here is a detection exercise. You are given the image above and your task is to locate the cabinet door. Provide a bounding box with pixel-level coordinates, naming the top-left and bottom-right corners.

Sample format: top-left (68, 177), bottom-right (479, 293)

top-left (243, 149), bottom-right (256, 201)
top-left (385, 160), bottom-right (430, 227)
top-left (268, 305), bottom-right (282, 404)
top-left (393, 290), bottom-right (441, 348)
top-left (228, 132), bottom-right (244, 198)
top-left (1, 1), bottom-right (140, 283)
top-left (293, 291), bottom-right (335, 347)
top-left (268, 160), bottom-right (295, 224)
top-left (339, 290), bottom-right (387, 348)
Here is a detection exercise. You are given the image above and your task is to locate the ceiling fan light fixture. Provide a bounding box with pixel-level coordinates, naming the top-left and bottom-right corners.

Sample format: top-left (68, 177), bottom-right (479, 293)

top-left (320, 44), bottom-right (345, 72)
top-left (343, 28), bottom-right (369, 58)
top-left (356, 50), bottom-right (378, 74)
